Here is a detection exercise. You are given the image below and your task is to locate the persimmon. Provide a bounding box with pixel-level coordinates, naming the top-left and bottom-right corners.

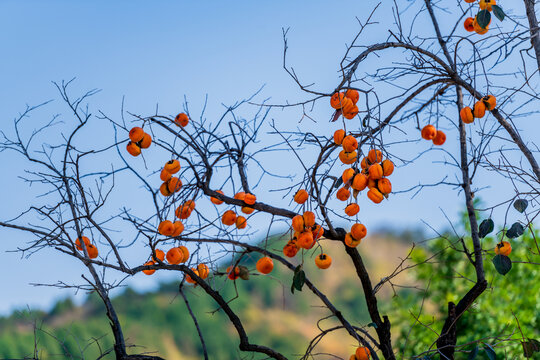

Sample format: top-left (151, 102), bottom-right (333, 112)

top-left (345, 233), bottom-right (361, 248)
top-left (160, 169), bottom-right (172, 182)
top-left (342, 135), bottom-right (358, 153)
top-left (378, 178), bottom-right (392, 194)
top-left (167, 177), bottom-right (182, 193)
top-left (164, 159), bottom-right (180, 174)
top-left (175, 113), bottom-right (189, 127)
top-left (210, 190), bottom-right (224, 205)
top-left (178, 246), bottom-right (190, 263)
top-left (352, 173), bottom-right (368, 191)
top-left (185, 269), bottom-right (199, 284)
top-left (339, 150), bottom-right (357, 165)
top-left (294, 189), bottom-right (309, 204)
top-left (158, 220), bottom-right (175, 236)
top-left (460, 106), bottom-right (474, 124)
top-left (356, 346), bottom-right (371, 360)
top-left (75, 236), bottom-right (90, 251)
top-left (473, 17), bottom-right (489, 34)
top-left (315, 254), bottom-right (332, 269)
top-left (333, 129), bottom-right (345, 145)
top-left (464, 17), bottom-right (475, 32)
top-left (345, 203), bottom-right (360, 216)
top-left (495, 241), bottom-right (512, 256)
top-left (473, 101), bottom-right (486, 118)
top-left (292, 215), bottom-right (305, 232)
top-left (337, 187), bottom-right (351, 201)
top-left (330, 92), bottom-right (346, 109)
top-left (241, 206), bottom-right (255, 214)
top-left (87, 244), bottom-right (98, 259)
top-left (159, 182), bottom-right (172, 197)
top-left (244, 193), bottom-right (256, 205)
top-left (126, 141), bottom-right (141, 157)
top-left (339, 97), bottom-right (353, 111)
top-left (464, 0), bottom-right (476, 2)
top-left (226, 265), bottom-right (240, 280)
top-left (433, 130), bottom-right (446, 146)
top-left (235, 216), bottom-right (247, 229)
top-left (343, 104), bottom-right (359, 120)
top-left (479, 0), bottom-right (496, 11)
top-left (234, 192), bottom-right (246, 201)
top-left (381, 159), bottom-right (394, 176)
top-left (345, 89), bottom-right (360, 104)
top-left (367, 177), bottom-right (377, 189)
top-left (256, 257), bottom-right (274, 275)
top-left (368, 163), bottom-right (383, 180)
top-left (152, 249), bottom-right (165, 262)
top-left (312, 225), bottom-right (324, 240)
top-left (351, 223), bottom-right (367, 240)
top-left (185, 200), bottom-right (196, 211)
top-left (360, 157), bottom-right (369, 170)
top-left (482, 95), bottom-right (496, 110)
top-left (129, 127), bottom-right (145, 142)
top-left (172, 221), bottom-right (184, 237)
top-left (303, 211), bottom-right (316, 228)
top-left (139, 133), bottom-right (152, 149)
top-left (367, 188), bottom-right (384, 204)
top-left (222, 210), bottom-right (237, 226)
top-left (166, 247), bottom-right (184, 264)
top-left (342, 168), bottom-right (355, 184)
top-left (421, 125), bottom-right (437, 140)
top-left (283, 243), bottom-right (299, 257)
top-left (367, 149), bottom-right (382, 164)
top-left (175, 204), bottom-right (192, 219)
top-left (297, 231), bottom-right (315, 249)
top-left (197, 264), bottom-right (209, 279)
top-left (143, 261), bottom-right (156, 275)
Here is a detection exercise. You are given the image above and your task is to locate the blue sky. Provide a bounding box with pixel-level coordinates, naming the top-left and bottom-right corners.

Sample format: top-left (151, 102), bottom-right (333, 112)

top-left (1, 1), bottom-right (536, 315)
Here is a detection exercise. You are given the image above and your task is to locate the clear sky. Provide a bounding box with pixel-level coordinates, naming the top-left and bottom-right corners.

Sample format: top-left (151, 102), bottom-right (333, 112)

top-left (0, 1), bottom-right (537, 315)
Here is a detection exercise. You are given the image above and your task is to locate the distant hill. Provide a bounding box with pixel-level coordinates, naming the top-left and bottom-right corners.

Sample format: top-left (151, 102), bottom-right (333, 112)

top-left (0, 234), bottom-right (416, 360)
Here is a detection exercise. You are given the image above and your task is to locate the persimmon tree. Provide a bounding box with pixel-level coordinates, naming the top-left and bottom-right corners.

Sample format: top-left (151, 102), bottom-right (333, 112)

top-left (1, 1), bottom-right (539, 359)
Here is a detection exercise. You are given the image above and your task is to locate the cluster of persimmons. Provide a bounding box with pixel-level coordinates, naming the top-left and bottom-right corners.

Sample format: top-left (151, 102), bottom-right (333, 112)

top-left (117, 93), bottom-right (396, 358)
top-left (460, 95), bottom-right (496, 124)
top-left (75, 236), bottom-right (99, 259)
top-left (463, 0), bottom-right (499, 35)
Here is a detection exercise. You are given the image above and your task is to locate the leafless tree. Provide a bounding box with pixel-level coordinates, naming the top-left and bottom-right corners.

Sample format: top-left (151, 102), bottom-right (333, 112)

top-left (1, 1), bottom-right (539, 360)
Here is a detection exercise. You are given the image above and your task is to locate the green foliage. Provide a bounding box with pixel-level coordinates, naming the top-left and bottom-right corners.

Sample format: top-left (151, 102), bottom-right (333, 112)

top-left (477, 10), bottom-right (491, 29)
top-left (392, 229), bottom-right (540, 358)
top-left (492, 5), bottom-right (505, 22)
top-left (492, 254), bottom-right (512, 275)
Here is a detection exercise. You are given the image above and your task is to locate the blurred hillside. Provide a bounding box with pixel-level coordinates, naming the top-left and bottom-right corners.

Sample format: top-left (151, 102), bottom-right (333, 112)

top-left (2, 229), bottom-right (538, 359)
top-left (0, 233), bottom-right (416, 360)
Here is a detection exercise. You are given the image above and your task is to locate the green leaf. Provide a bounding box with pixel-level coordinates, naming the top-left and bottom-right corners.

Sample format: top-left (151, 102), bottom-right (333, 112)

top-left (484, 343), bottom-right (496, 360)
top-left (513, 199), bottom-right (528, 213)
top-left (291, 267), bottom-right (305, 293)
top-left (506, 222), bottom-right (524, 238)
top-left (492, 254), bottom-right (512, 275)
top-left (522, 339), bottom-right (540, 358)
top-left (492, 5), bottom-right (505, 21)
top-left (479, 219), bottom-right (494, 238)
top-left (477, 10), bottom-right (491, 29)
top-left (367, 322), bottom-right (377, 329)
top-left (468, 346), bottom-right (479, 360)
